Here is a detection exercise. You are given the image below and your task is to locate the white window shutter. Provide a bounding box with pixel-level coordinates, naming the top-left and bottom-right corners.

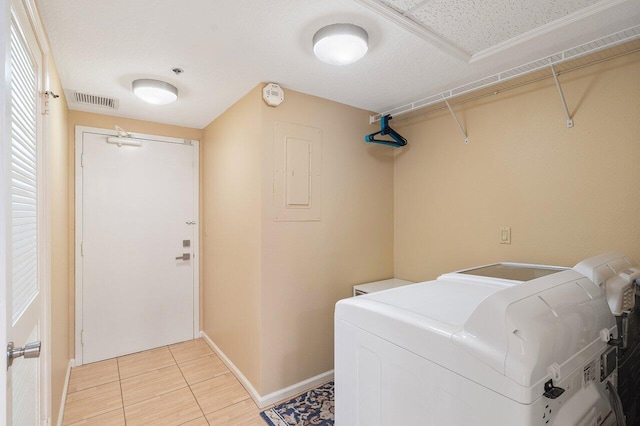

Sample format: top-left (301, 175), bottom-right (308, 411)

top-left (10, 15), bottom-right (39, 324)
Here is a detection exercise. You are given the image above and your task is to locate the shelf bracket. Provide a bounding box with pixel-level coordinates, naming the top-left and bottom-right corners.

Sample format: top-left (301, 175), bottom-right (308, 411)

top-left (550, 64), bottom-right (574, 128)
top-left (443, 96), bottom-right (469, 144)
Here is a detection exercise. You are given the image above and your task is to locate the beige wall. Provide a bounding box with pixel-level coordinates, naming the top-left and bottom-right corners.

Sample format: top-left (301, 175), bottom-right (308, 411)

top-left (201, 86), bottom-right (264, 391)
top-left (394, 52), bottom-right (640, 281)
top-left (259, 89), bottom-right (394, 394)
top-left (201, 86), bottom-right (394, 395)
top-left (48, 56), bottom-right (70, 424)
top-left (66, 111), bottom-right (203, 357)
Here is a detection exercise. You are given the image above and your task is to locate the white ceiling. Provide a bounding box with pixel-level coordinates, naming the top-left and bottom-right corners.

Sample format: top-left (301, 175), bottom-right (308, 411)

top-left (37, 0), bottom-right (640, 129)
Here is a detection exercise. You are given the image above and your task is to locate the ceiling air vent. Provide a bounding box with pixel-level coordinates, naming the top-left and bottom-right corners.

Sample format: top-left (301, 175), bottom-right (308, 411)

top-left (72, 91), bottom-right (119, 110)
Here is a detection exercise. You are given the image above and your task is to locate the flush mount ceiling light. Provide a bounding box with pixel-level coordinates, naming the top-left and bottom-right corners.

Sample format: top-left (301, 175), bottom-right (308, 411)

top-left (132, 79), bottom-right (178, 105)
top-left (313, 23), bottom-right (368, 66)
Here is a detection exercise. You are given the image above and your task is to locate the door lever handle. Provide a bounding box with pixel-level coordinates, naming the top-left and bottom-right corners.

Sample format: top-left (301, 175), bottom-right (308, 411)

top-left (175, 253), bottom-right (191, 261)
top-left (7, 341), bottom-right (41, 369)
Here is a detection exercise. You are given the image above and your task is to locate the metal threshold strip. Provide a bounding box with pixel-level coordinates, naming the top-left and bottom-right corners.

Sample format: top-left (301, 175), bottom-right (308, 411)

top-left (370, 24), bottom-right (640, 124)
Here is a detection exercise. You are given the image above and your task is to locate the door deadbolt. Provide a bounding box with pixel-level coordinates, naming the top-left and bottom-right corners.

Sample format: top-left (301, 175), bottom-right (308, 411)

top-left (7, 341), bottom-right (41, 369)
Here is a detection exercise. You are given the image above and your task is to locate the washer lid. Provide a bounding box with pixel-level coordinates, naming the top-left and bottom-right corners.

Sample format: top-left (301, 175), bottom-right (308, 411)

top-left (458, 263), bottom-right (565, 281)
top-left (363, 279), bottom-right (503, 328)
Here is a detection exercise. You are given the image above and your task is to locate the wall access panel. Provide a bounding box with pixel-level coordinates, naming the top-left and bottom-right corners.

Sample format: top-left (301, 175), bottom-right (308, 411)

top-left (273, 122), bottom-right (322, 221)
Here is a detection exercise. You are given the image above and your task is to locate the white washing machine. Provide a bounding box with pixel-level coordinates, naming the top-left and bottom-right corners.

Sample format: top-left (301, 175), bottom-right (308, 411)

top-left (335, 260), bottom-right (626, 426)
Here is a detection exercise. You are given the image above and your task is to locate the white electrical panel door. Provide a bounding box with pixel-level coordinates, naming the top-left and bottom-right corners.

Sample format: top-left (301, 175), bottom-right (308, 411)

top-left (79, 131), bottom-right (197, 364)
top-left (273, 122), bottom-right (321, 221)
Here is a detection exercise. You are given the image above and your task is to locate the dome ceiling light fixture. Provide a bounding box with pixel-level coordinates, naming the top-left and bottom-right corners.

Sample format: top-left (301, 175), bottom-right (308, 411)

top-left (313, 23), bottom-right (368, 66)
top-left (132, 78), bottom-right (178, 105)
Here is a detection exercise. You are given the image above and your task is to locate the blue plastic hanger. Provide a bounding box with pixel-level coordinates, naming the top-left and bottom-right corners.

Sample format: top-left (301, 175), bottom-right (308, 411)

top-left (365, 115), bottom-right (407, 147)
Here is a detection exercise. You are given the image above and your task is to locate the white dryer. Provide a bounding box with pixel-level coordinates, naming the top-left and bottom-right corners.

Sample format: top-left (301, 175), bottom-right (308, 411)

top-left (335, 261), bottom-right (625, 425)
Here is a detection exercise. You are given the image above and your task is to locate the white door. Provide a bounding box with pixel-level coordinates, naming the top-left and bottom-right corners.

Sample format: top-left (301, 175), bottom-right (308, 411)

top-left (3, 0), bottom-right (45, 424)
top-left (77, 129), bottom-right (198, 365)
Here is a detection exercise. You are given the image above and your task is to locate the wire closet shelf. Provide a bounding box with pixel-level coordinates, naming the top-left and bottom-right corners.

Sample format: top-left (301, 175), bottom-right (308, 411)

top-left (370, 24), bottom-right (640, 124)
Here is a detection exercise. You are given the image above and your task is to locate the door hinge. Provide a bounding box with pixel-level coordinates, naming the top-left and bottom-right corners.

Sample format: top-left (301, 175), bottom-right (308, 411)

top-left (80, 330), bottom-right (84, 345)
top-left (42, 96), bottom-right (50, 115)
top-left (41, 91), bottom-right (57, 116)
top-left (81, 242), bottom-right (84, 256)
top-left (81, 153), bottom-right (84, 167)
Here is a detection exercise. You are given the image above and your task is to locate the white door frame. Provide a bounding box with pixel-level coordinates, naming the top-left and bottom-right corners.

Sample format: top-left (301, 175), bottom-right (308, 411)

top-left (3, 0), bottom-right (52, 423)
top-left (74, 126), bottom-right (200, 365)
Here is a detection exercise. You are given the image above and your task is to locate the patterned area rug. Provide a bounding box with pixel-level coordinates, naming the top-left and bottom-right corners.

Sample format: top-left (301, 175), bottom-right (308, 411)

top-left (261, 381), bottom-right (334, 426)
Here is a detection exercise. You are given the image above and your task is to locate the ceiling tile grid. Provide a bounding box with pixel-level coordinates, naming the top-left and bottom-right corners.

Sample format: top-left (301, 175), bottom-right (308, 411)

top-left (380, 0), bottom-right (425, 14)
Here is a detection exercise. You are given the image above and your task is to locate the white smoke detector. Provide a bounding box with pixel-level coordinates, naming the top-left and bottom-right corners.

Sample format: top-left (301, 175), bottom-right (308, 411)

top-left (263, 83), bottom-right (284, 107)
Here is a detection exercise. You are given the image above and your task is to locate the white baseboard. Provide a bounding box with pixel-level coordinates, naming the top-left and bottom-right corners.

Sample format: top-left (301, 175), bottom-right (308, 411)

top-left (200, 331), bottom-right (333, 409)
top-left (259, 368), bottom-right (334, 409)
top-left (199, 332), bottom-right (263, 406)
top-left (56, 359), bottom-right (74, 426)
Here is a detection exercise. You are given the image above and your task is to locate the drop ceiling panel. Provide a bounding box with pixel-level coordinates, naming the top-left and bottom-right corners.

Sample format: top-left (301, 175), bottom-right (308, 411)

top-left (410, 0), bottom-right (601, 54)
top-left (361, 0), bottom-right (630, 59)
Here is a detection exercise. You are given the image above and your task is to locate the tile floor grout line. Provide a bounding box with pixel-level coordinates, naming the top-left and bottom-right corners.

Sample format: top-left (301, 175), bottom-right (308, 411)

top-left (120, 363), bottom-right (181, 387)
top-left (169, 343), bottom-right (211, 425)
top-left (64, 377), bottom-right (120, 395)
top-left (67, 380), bottom-right (118, 396)
top-left (173, 341), bottom-right (249, 423)
top-left (64, 358), bottom-right (121, 396)
top-left (62, 378), bottom-right (124, 425)
top-left (121, 344), bottom-right (204, 425)
top-left (65, 408), bottom-right (124, 426)
top-left (119, 345), bottom-right (186, 407)
top-left (178, 356), bottom-right (230, 387)
top-left (116, 356), bottom-right (128, 426)
top-left (204, 397), bottom-right (252, 415)
top-left (117, 346), bottom-right (177, 381)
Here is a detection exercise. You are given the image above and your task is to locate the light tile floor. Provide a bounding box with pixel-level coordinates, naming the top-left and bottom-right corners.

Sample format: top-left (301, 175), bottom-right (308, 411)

top-left (62, 339), bottom-right (265, 425)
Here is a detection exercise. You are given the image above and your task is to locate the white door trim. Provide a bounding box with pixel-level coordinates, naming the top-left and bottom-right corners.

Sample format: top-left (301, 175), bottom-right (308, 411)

top-left (74, 125), bottom-right (199, 365)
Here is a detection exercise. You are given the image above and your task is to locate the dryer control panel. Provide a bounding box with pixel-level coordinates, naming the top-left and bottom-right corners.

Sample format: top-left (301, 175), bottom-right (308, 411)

top-left (575, 253), bottom-right (640, 316)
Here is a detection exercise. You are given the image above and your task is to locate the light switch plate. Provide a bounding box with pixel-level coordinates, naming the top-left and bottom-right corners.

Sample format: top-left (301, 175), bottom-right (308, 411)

top-left (500, 227), bottom-right (511, 244)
